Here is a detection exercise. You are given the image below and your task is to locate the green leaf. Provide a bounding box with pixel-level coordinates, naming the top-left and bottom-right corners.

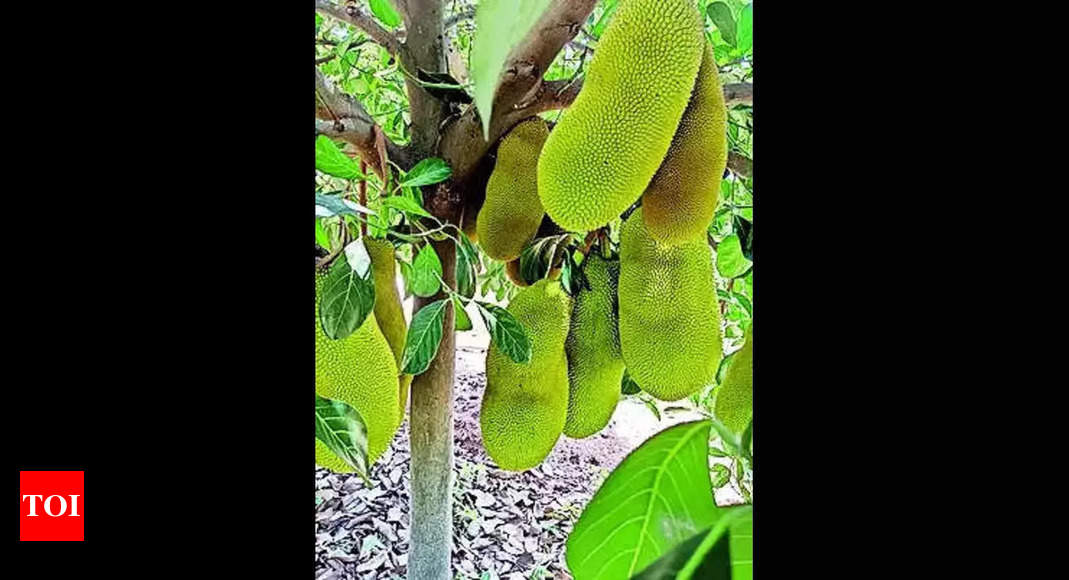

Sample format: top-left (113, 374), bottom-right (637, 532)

top-left (621, 371), bottom-right (641, 395)
top-left (400, 158), bottom-right (453, 187)
top-left (725, 508), bottom-right (753, 580)
top-left (453, 296), bottom-right (473, 331)
top-left (382, 195), bottom-right (433, 219)
top-left (319, 248), bottom-right (376, 340)
top-left (410, 244), bottom-right (443, 297)
top-left (475, 302), bottom-right (532, 364)
top-left (590, 0), bottom-right (619, 39)
top-left (400, 299), bottom-right (448, 375)
top-left (565, 421), bottom-right (720, 579)
top-left (708, 445), bottom-right (730, 458)
top-left (315, 219), bottom-right (331, 251)
top-left (706, 2), bottom-right (737, 46)
top-left (470, 0), bottom-right (554, 139)
top-left (710, 464), bottom-right (731, 488)
top-left (736, 3), bottom-right (753, 54)
top-left (455, 236), bottom-right (477, 299)
top-left (716, 234), bottom-right (751, 279)
top-left (315, 192), bottom-right (374, 218)
top-left (315, 135), bottom-right (365, 180)
top-left (315, 393), bottom-right (371, 484)
top-left (634, 507), bottom-right (752, 580)
top-left (368, 0), bottom-right (401, 29)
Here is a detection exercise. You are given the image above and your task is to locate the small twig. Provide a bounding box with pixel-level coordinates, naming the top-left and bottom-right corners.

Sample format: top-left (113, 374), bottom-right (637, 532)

top-left (315, 54), bottom-right (337, 65)
top-left (315, 0), bottom-right (403, 55)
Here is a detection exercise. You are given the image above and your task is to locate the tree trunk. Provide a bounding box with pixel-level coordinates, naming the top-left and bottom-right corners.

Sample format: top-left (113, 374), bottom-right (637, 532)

top-left (408, 238), bottom-right (456, 580)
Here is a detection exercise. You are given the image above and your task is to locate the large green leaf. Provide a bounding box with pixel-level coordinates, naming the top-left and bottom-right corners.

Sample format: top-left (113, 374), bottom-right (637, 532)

top-left (633, 506), bottom-right (752, 580)
top-left (455, 236), bottom-right (478, 299)
top-left (400, 299), bottom-right (448, 375)
top-left (410, 243), bottom-right (443, 297)
top-left (314, 394), bottom-right (370, 484)
top-left (706, 2), bottom-right (737, 47)
top-left (368, 0), bottom-right (401, 29)
top-left (470, 0), bottom-right (554, 139)
top-left (736, 3), bottom-right (753, 54)
top-left (315, 135), bottom-right (365, 180)
top-left (400, 158), bottom-right (453, 187)
top-left (382, 195), bottom-right (433, 219)
top-left (475, 302), bottom-right (532, 364)
top-left (566, 420), bottom-right (719, 579)
top-left (315, 192), bottom-right (374, 218)
top-left (716, 234), bottom-right (751, 279)
top-left (319, 245), bottom-right (376, 340)
top-left (452, 296), bottom-right (473, 331)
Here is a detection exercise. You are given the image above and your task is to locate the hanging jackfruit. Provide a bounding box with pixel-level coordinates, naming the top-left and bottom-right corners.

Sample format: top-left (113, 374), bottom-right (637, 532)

top-left (315, 266), bottom-right (401, 470)
top-left (642, 45), bottom-right (728, 245)
top-left (477, 118), bottom-right (550, 261)
top-left (564, 255), bottom-right (626, 438)
top-left (618, 209), bottom-right (722, 401)
top-left (480, 279), bottom-right (573, 470)
top-left (537, 0), bottom-right (704, 231)
top-left (364, 238), bottom-right (413, 420)
top-left (715, 321), bottom-right (752, 435)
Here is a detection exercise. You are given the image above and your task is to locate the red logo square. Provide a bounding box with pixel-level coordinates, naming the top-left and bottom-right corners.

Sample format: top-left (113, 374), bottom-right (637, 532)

top-left (19, 471), bottom-right (84, 541)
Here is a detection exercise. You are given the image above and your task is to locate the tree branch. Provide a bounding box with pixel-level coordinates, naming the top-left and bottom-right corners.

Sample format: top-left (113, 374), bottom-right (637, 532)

top-left (315, 0), bottom-right (403, 55)
top-left (439, 0), bottom-right (598, 184)
top-left (727, 151), bottom-right (752, 179)
top-left (315, 68), bottom-right (412, 177)
top-left (723, 83), bottom-right (753, 107)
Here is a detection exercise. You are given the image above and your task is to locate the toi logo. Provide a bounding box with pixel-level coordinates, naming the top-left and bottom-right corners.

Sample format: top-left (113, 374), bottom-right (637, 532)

top-left (19, 471), bottom-right (84, 541)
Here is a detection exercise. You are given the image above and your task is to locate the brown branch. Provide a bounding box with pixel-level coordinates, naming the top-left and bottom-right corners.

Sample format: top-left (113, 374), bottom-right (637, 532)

top-left (723, 83), bottom-right (753, 107)
top-left (727, 152), bottom-right (752, 179)
top-left (315, 0), bottom-right (403, 55)
top-left (439, 0), bottom-right (598, 184)
top-left (314, 68), bottom-right (412, 177)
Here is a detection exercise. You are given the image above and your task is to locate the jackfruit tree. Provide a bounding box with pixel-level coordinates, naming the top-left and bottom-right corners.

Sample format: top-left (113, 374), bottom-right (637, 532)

top-left (315, 1), bottom-right (752, 578)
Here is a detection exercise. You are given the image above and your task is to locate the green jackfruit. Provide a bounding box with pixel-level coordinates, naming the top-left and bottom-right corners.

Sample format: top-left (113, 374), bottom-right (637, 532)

top-left (480, 279), bottom-right (573, 470)
top-left (618, 209), bottom-right (722, 401)
top-left (642, 45), bottom-right (728, 245)
top-left (537, 0), bottom-right (704, 232)
top-left (477, 118), bottom-right (550, 261)
top-left (364, 238), bottom-right (413, 420)
top-left (315, 267), bottom-right (401, 470)
top-left (564, 255), bottom-right (626, 438)
top-left (715, 321), bottom-right (752, 435)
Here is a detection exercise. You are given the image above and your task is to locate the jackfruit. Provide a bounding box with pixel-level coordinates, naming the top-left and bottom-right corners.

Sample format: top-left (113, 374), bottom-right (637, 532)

top-left (618, 209), bottom-right (722, 401)
top-left (563, 255), bottom-right (626, 438)
top-left (642, 45), bottom-right (728, 245)
top-left (537, 0), bottom-right (704, 232)
top-left (364, 238), bottom-right (413, 420)
top-left (477, 118), bottom-right (550, 261)
top-left (315, 267), bottom-right (401, 470)
top-left (715, 321), bottom-right (752, 435)
top-left (480, 279), bottom-right (573, 470)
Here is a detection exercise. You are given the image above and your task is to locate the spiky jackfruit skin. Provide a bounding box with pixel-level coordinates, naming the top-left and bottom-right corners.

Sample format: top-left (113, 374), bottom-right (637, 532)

top-left (642, 45), bottom-right (728, 245)
top-left (477, 119), bottom-right (550, 261)
top-left (715, 321), bottom-right (752, 435)
top-left (618, 209), bottom-right (722, 401)
top-left (480, 279), bottom-right (573, 470)
top-left (564, 255), bottom-right (626, 438)
top-left (364, 238), bottom-right (413, 421)
top-left (537, 0), bottom-right (704, 232)
top-left (315, 268), bottom-right (401, 471)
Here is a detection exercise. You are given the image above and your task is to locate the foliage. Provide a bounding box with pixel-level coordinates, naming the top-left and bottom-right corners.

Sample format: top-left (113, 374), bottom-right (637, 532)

top-left (316, 0), bottom-right (754, 576)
